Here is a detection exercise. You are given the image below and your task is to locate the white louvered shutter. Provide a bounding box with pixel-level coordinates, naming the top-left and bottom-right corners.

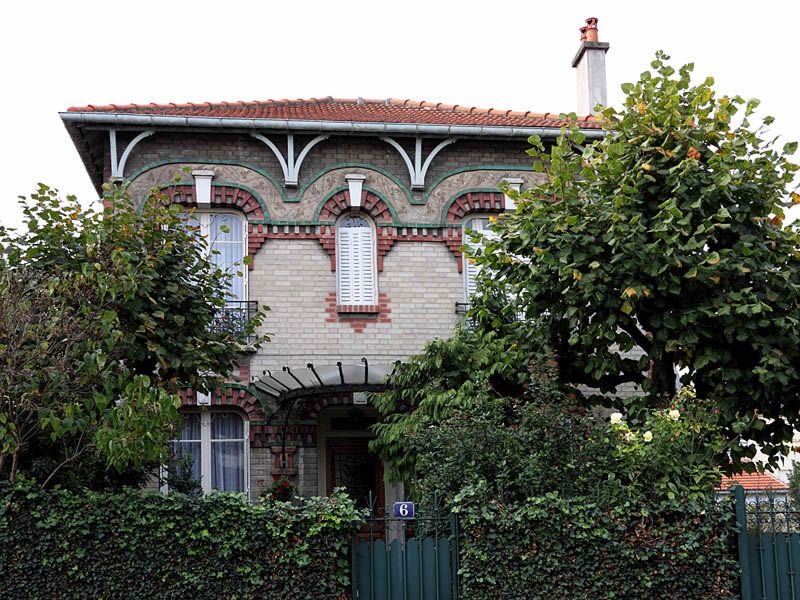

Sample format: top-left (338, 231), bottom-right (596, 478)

top-left (463, 217), bottom-right (493, 301)
top-left (337, 217), bottom-right (377, 305)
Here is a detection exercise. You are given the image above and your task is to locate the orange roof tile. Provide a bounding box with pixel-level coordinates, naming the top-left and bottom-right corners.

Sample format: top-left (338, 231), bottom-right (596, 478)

top-left (719, 472), bottom-right (789, 491)
top-left (65, 97), bottom-right (603, 130)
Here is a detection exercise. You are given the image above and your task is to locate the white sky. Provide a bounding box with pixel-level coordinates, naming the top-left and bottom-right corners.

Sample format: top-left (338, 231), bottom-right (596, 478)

top-left (2, 1), bottom-right (799, 229)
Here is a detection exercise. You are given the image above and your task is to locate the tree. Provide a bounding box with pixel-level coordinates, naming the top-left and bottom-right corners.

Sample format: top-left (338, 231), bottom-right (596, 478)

top-left (475, 52), bottom-right (800, 470)
top-left (0, 181), bottom-right (267, 486)
top-left (370, 324), bottom-right (529, 482)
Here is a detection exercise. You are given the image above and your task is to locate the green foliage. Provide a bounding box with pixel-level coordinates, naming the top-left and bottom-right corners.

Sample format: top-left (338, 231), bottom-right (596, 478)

top-left (607, 386), bottom-right (732, 505)
top-left (476, 52), bottom-right (800, 471)
top-left (0, 480), bottom-right (365, 599)
top-left (789, 461), bottom-right (800, 508)
top-left (0, 182), bottom-right (268, 486)
top-left (454, 494), bottom-right (739, 599)
top-left (410, 370), bottom-right (738, 598)
top-left (369, 324), bottom-right (529, 482)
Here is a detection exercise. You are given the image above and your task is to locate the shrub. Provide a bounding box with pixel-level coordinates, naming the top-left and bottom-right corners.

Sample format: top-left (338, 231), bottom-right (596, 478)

top-left (410, 364), bottom-right (740, 598)
top-left (454, 491), bottom-right (739, 599)
top-left (0, 480), bottom-right (365, 599)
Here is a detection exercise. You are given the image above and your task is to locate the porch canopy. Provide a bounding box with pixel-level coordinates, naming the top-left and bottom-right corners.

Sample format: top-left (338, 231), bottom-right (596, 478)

top-left (252, 359), bottom-right (394, 402)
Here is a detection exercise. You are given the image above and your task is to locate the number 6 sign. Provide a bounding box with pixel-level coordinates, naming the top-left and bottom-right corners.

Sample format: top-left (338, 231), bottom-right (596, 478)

top-left (392, 502), bottom-right (415, 519)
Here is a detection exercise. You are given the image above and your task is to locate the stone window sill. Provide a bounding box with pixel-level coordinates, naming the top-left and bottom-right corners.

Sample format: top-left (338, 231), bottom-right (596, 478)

top-left (336, 304), bottom-right (380, 314)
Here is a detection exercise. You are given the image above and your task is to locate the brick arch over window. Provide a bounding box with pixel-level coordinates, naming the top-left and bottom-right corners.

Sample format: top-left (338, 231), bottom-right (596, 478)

top-left (153, 183), bottom-right (269, 269)
top-left (317, 189), bottom-right (395, 271)
top-left (445, 191), bottom-right (505, 271)
top-left (178, 386), bottom-right (266, 423)
top-left (319, 189), bottom-right (393, 224)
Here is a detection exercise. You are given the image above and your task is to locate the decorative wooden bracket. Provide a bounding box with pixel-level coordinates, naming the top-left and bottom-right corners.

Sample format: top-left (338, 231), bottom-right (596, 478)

top-left (380, 136), bottom-right (457, 190)
top-left (251, 133), bottom-right (329, 187)
top-left (109, 129), bottom-right (155, 180)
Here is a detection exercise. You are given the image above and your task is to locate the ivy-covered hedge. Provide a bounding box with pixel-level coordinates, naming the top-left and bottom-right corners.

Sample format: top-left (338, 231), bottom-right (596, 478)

top-left (0, 481), bottom-right (365, 599)
top-left (455, 491), bottom-right (740, 599)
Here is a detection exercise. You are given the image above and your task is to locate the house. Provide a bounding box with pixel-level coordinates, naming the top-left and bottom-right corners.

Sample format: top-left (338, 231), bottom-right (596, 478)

top-left (59, 19), bottom-right (609, 506)
top-left (718, 472), bottom-right (790, 503)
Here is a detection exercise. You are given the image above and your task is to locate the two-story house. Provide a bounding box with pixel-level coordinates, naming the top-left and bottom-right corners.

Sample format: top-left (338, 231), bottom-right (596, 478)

top-left (59, 19), bottom-right (609, 507)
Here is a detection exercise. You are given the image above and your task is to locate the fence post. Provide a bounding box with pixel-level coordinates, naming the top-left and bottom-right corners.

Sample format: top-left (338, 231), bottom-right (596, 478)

top-left (450, 512), bottom-right (460, 600)
top-left (735, 485), bottom-right (753, 600)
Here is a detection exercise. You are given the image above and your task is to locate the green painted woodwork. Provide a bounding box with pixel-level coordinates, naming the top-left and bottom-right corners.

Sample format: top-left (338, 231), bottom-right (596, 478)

top-left (144, 180), bottom-right (272, 222)
top-left (354, 536), bottom-right (454, 600)
top-left (422, 165), bottom-right (534, 205)
top-left (439, 187), bottom-right (504, 225)
top-left (735, 485), bottom-right (800, 600)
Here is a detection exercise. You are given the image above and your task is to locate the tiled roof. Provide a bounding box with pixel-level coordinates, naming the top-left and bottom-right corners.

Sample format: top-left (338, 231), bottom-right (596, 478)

top-left (66, 97), bottom-right (603, 130)
top-left (719, 472), bottom-right (789, 491)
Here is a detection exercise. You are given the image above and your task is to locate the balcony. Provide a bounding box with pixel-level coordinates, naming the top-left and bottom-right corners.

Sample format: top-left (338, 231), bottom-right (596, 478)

top-left (211, 300), bottom-right (259, 343)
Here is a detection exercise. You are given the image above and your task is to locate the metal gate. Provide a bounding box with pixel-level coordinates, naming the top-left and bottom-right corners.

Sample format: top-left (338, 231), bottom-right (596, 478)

top-left (735, 485), bottom-right (800, 599)
top-left (351, 496), bottom-right (459, 600)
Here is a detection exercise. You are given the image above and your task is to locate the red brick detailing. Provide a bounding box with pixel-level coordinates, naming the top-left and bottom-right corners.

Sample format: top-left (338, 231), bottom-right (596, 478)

top-left (162, 184), bottom-right (265, 220)
top-left (298, 392), bottom-right (354, 420)
top-left (156, 183), bottom-right (267, 270)
top-left (270, 446), bottom-right (297, 479)
top-left (445, 191), bottom-right (505, 224)
top-left (325, 292), bottom-right (391, 333)
top-left (249, 424), bottom-right (316, 448)
top-left (319, 190), bottom-right (393, 224)
top-left (178, 386), bottom-right (265, 422)
top-left (445, 191), bottom-right (506, 272)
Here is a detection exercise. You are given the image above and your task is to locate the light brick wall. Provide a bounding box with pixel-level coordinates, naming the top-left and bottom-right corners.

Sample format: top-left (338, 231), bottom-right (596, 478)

top-left (249, 239), bottom-right (463, 374)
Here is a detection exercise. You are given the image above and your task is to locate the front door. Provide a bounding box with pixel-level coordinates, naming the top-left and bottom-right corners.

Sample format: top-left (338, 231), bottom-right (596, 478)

top-left (326, 437), bottom-right (385, 512)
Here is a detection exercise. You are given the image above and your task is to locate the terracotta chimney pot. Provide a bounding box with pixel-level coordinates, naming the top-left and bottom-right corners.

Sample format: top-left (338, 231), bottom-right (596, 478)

top-left (580, 26), bottom-right (588, 42)
top-left (585, 17), bottom-right (599, 42)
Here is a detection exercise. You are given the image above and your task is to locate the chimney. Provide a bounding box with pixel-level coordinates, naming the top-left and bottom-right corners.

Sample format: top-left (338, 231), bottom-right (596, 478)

top-left (571, 17), bottom-right (610, 115)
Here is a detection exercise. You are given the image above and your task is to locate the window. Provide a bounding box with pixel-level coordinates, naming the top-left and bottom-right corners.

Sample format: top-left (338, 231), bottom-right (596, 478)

top-left (463, 216), bottom-right (496, 300)
top-left (169, 410), bottom-right (249, 495)
top-left (184, 212), bottom-right (247, 301)
top-left (336, 214), bottom-right (377, 306)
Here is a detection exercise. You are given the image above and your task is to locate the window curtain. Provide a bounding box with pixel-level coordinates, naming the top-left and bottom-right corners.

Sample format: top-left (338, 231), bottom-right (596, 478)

top-left (210, 412), bottom-right (245, 492)
top-left (209, 214), bottom-right (245, 301)
top-left (172, 413), bottom-right (201, 484)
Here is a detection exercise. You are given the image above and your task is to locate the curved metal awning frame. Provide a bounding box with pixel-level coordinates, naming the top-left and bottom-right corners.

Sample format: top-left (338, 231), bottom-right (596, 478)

top-left (253, 358), bottom-right (395, 403)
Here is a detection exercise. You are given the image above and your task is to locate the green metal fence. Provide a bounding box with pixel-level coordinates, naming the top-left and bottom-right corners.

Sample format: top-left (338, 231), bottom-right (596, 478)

top-left (351, 496), bottom-right (459, 600)
top-left (735, 485), bottom-right (800, 600)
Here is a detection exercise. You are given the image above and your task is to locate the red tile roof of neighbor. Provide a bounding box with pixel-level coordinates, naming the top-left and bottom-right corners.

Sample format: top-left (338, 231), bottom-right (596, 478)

top-left (66, 97), bottom-right (604, 130)
top-left (719, 472), bottom-right (789, 491)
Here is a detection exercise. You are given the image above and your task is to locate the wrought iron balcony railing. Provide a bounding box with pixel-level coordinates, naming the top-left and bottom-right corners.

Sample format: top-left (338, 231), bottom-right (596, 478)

top-left (211, 300), bottom-right (259, 342)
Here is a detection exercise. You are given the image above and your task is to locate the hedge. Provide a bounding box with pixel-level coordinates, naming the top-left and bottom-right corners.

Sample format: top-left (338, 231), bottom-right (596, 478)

top-left (0, 480), bottom-right (365, 600)
top-left (454, 491), bottom-right (740, 599)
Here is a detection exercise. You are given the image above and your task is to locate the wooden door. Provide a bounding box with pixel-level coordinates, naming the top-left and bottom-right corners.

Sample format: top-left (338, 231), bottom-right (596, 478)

top-left (326, 437), bottom-right (384, 512)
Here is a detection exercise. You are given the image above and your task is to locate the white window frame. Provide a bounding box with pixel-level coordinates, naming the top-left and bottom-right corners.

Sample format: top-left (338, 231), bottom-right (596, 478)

top-left (462, 214), bottom-right (498, 301)
top-left (191, 210), bottom-right (249, 302)
top-left (163, 408), bottom-right (251, 499)
top-left (336, 213), bottom-right (378, 306)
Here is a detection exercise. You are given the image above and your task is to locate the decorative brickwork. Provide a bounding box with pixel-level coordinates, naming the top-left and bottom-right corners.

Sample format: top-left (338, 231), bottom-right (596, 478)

top-left (156, 183), bottom-right (268, 270)
top-left (250, 424), bottom-right (317, 448)
top-left (444, 191), bottom-right (506, 271)
top-left (325, 292), bottom-right (391, 333)
top-left (178, 386), bottom-right (265, 423)
top-left (298, 393), bottom-right (354, 420)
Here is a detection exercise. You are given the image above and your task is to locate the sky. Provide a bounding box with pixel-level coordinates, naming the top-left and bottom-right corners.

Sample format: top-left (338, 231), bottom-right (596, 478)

top-left (1, 1), bottom-right (798, 229)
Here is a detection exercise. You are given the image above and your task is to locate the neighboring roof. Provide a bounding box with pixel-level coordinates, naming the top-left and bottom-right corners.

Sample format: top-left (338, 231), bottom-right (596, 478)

top-left (65, 97), bottom-right (603, 130)
top-left (719, 472), bottom-right (789, 492)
